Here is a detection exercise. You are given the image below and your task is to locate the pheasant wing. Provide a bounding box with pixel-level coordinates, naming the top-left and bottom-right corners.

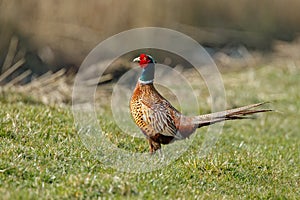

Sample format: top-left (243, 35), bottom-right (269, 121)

top-left (141, 98), bottom-right (178, 138)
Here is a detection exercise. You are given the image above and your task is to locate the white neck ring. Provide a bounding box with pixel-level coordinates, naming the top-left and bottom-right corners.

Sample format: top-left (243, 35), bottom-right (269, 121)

top-left (138, 79), bottom-right (154, 84)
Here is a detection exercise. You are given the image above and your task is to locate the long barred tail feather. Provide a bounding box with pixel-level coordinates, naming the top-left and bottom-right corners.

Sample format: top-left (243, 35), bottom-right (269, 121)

top-left (194, 102), bottom-right (272, 128)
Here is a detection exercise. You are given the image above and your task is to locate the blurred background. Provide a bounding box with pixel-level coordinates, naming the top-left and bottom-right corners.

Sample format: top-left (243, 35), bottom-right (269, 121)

top-left (1, 0), bottom-right (300, 104)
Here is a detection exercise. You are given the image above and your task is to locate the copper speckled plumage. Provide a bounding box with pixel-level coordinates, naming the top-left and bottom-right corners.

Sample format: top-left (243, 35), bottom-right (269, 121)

top-left (130, 54), bottom-right (272, 153)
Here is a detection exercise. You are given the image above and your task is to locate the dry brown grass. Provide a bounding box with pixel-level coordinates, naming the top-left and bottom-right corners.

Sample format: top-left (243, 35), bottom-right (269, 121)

top-left (1, 36), bottom-right (299, 106)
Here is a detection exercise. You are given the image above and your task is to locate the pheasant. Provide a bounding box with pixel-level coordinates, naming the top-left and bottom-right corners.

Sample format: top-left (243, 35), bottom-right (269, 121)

top-left (130, 53), bottom-right (271, 154)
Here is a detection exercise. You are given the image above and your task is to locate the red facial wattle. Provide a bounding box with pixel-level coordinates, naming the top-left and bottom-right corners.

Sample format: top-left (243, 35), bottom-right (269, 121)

top-left (139, 54), bottom-right (150, 67)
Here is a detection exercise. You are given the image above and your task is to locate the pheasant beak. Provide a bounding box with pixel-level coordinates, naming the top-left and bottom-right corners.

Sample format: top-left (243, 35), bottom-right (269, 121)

top-left (133, 57), bottom-right (140, 63)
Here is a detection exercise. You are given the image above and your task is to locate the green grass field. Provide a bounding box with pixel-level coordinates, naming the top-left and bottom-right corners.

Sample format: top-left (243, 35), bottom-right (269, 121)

top-left (0, 64), bottom-right (299, 199)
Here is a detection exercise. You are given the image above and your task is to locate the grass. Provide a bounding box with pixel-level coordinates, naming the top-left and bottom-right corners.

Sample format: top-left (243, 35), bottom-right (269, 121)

top-left (0, 64), bottom-right (299, 199)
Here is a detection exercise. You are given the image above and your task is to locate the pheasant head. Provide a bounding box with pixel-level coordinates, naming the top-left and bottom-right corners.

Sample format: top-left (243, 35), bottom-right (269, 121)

top-left (133, 54), bottom-right (156, 84)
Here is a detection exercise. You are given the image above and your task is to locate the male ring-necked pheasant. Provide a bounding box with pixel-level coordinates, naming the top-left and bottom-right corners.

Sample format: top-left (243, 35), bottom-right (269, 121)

top-left (130, 54), bottom-right (271, 153)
